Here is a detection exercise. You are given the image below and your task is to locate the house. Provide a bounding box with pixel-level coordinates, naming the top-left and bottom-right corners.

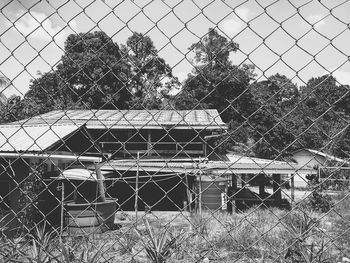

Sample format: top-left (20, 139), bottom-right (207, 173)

top-left (0, 109), bottom-right (316, 233)
top-left (0, 109), bottom-right (226, 230)
top-left (288, 149), bottom-right (349, 187)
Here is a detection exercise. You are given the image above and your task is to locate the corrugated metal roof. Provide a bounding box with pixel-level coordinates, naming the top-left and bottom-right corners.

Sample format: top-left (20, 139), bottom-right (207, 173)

top-left (9, 109), bottom-right (227, 130)
top-left (100, 160), bottom-right (199, 173)
top-left (97, 158), bottom-right (316, 175)
top-left (293, 149), bottom-right (349, 165)
top-left (226, 154), bottom-right (292, 166)
top-left (206, 161), bottom-right (316, 175)
top-left (0, 124), bottom-right (81, 152)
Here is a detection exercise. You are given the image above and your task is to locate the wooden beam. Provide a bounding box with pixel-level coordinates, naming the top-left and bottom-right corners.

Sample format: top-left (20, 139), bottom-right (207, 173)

top-left (259, 173), bottom-right (265, 196)
top-left (198, 173), bottom-right (202, 215)
top-left (135, 152), bottom-right (140, 223)
top-left (230, 174), bottom-right (237, 213)
top-left (290, 174), bottom-right (295, 203)
top-left (147, 130), bottom-right (152, 156)
top-left (272, 174), bottom-right (282, 203)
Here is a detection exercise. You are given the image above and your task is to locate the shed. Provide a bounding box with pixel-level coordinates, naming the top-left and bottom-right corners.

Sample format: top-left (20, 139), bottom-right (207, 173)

top-left (289, 149), bottom-right (349, 187)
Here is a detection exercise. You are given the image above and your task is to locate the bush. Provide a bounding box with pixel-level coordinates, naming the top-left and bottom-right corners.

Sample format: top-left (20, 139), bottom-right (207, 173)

top-left (303, 190), bottom-right (333, 213)
top-left (18, 164), bottom-right (47, 235)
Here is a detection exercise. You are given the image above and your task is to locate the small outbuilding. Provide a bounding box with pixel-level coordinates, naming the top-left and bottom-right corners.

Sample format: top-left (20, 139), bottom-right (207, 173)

top-left (289, 149), bottom-right (349, 187)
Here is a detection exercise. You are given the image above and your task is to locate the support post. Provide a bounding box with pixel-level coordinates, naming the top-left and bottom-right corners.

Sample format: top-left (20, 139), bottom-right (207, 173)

top-left (228, 174), bottom-right (237, 213)
top-left (272, 174), bottom-right (282, 204)
top-left (185, 169), bottom-right (192, 214)
top-left (135, 152), bottom-right (140, 224)
top-left (95, 163), bottom-right (106, 202)
top-left (241, 174), bottom-right (246, 187)
top-left (290, 174), bottom-right (295, 203)
top-left (60, 181), bottom-right (65, 236)
top-left (147, 130), bottom-right (152, 156)
top-left (198, 173), bottom-right (202, 215)
top-left (258, 173), bottom-right (265, 196)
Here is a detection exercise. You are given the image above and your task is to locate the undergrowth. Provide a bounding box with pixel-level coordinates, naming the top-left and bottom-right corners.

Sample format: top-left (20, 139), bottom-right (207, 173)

top-left (0, 204), bottom-right (349, 263)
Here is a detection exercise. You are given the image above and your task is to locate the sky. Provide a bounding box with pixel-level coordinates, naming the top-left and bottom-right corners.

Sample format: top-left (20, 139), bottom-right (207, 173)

top-left (1, 0), bottom-right (350, 97)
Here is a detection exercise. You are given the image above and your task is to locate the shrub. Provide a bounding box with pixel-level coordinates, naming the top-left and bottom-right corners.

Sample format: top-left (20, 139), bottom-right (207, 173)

top-left (282, 211), bottom-right (333, 263)
top-left (18, 164), bottom-right (47, 235)
top-left (136, 219), bottom-right (185, 263)
top-left (304, 190), bottom-right (333, 213)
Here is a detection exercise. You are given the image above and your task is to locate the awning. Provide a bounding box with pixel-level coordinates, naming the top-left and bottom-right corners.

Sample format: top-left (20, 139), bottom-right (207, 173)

top-left (96, 158), bottom-right (316, 175)
top-left (98, 160), bottom-right (199, 174)
top-left (0, 152), bottom-right (102, 162)
top-left (0, 124), bottom-right (82, 152)
top-left (215, 154), bottom-right (317, 175)
top-left (206, 162), bottom-right (316, 175)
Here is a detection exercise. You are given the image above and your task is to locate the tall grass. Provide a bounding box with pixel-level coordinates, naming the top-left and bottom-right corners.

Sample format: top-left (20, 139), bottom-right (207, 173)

top-left (0, 203), bottom-right (349, 262)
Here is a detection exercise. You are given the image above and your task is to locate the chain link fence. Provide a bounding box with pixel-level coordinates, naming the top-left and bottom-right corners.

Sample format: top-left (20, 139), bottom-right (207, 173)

top-left (0, 0), bottom-right (350, 262)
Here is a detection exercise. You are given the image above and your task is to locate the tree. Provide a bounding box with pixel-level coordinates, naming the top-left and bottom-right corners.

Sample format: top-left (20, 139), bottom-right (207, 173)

top-left (247, 74), bottom-right (300, 157)
top-left (16, 31), bottom-right (133, 118)
top-left (0, 75), bottom-right (23, 123)
top-left (190, 28), bottom-right (239, 66)
top-left (173, 28), bottom-right (255, 123)
top-left (0, 75), bottom-right (9, 106)
top-left (0, 95), bottom-right (24, 124)
top-left (22, 71), bottom-right (78, 117)
top-left (21, 31), bottom-right (178, 115)
top-left (56, 31), bottom-right (131, 109)
top-left (297, 75), bottom-right (350, 156)
top-left (123, 32), bottom-right (177, 109)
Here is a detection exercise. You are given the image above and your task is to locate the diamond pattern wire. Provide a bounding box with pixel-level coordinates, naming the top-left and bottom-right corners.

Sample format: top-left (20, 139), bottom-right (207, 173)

top-left (0, 0), bottom-right (350, 262)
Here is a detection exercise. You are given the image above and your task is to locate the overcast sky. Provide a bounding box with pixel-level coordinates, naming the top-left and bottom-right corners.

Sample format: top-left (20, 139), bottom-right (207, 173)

top-left (1, 0), bottom-right (350, 97)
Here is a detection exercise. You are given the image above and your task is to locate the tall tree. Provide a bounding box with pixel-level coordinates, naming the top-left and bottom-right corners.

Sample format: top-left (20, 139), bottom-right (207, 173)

top-left (21, 31), bottom-right (178, 115)
top-left (22, 71), bottom-right (78, 117)
top-left (246, 74), bottom-right (300, 158)
top-left (297, 75), bottom-right (350, 156)
top-left (173, 28), bottom-right (255, 123)
top-left (190, 28), bottom-right (239, 66)
top-left (56, 31), bottom-right (131, 109)
top-left (123, 32), bottom-right (176, 109)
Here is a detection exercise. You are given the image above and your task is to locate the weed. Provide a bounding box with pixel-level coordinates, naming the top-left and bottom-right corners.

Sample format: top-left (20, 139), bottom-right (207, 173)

top-left (25, 224), bottom-right (57, 263)
top-left (305, 190), bottom-right (333, 213)
top-left (283, 211), bottom-right (332, 263)
top-left (57, 240), bottom-right (76, 263)
top-left (0, 236), bottom-right (26, 262)
top-left (215, 216), bottom-right (261, 259)
top-left (189, 214), bottom-right (209, 236)
top-left (136, 219), bottom-right (183, 263)
top-left (119, 229), bottom-right (138, 255)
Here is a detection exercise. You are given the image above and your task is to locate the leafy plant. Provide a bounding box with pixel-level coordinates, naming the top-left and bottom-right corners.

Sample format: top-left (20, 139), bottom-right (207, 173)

top-left (0, 236), bottom-right (26, 262)
top-left (56, 239), bottom-right (76, 263)
top-left (25, 223), bottom-right (57, 263)
top-left (307, 190), bottom-right (333, 213)
top-left (77, 241), bottom-right (115, 263)
top-left (119, 229), bottom-right (138, 255)
top-left (283, 211), bottom-right (331, 263)
top-left (190, 215), bottom-right (208, 236)
top-left (17, 164), bottom-right (46, 235)
top-left (136, 219), bottom-right (183, 263)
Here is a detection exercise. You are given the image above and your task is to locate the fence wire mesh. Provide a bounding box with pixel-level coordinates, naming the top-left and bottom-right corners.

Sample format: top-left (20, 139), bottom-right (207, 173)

top-left (1, 0), bottom-right (350, 262)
